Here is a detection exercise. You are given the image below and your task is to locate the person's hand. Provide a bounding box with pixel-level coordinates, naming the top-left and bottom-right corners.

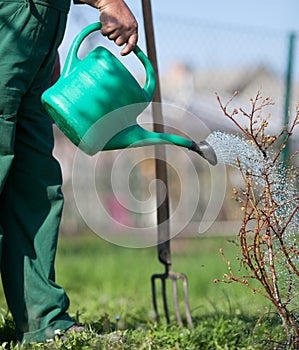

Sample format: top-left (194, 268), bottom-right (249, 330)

top-left (81, 0), bottom-right (138, 55)
top-left (98, 0), bottom-right (138, 55)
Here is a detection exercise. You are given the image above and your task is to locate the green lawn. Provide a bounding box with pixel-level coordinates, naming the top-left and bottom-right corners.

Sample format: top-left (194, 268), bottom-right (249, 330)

top-left (55, 234), bottom-right (267, 320)
top-left (0, 234), bottom-right (286, 349)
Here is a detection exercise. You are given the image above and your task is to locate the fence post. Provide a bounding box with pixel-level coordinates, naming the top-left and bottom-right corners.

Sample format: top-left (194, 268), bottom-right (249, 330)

top-left (282, 32), bottom-right (296, 163)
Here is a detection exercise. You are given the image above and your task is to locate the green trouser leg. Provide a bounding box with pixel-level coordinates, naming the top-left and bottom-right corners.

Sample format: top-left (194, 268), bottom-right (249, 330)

top-left (0, 1), bottom-right (74, 343)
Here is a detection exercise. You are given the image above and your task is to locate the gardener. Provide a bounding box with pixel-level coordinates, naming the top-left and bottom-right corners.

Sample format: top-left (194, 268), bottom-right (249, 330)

top-left (0, 0), bottom-right (137, 343)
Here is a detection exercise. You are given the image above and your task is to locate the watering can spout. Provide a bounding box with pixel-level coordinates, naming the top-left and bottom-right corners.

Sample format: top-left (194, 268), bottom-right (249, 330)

top-left (105, 125), bottom-right (217, 166)
top-left (189, 140), bottom-right (218, 166)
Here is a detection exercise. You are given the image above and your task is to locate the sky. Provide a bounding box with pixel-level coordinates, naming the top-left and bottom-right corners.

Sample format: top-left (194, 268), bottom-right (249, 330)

top-left (66, 0), bottom-right (299, 31)
top-left (57, 0), bottom-right (299, 84)
top-left (61, 0), bottom-right (299, 63)
top-left (148, 1), bottom-right (299, 32)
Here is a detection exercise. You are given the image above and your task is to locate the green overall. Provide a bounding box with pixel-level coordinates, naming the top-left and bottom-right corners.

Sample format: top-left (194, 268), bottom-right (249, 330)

top-left (0, 0), bottom-right (75, 343)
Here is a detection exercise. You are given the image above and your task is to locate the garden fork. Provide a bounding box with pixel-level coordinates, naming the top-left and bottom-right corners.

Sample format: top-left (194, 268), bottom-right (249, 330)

top-left (141, 0), bottom-right (194, 330)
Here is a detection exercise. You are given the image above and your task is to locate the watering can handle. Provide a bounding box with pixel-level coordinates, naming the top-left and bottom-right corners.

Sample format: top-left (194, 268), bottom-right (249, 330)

top-left (61, 22), bottom-right (156, 100)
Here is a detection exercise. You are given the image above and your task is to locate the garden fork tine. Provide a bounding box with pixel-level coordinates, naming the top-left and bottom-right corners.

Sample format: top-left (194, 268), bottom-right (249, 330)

top-left (170, 271), bottom-right (193, 329)
top-left (151, 269), bottom-right (170, 324)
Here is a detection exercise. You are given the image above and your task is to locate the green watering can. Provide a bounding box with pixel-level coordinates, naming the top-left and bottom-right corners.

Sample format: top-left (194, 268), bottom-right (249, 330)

top-left (41, 22), bottom-right (217, 166)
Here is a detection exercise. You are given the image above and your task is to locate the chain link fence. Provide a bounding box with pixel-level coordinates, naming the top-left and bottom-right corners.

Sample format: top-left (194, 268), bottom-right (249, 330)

top-left (54, 4), bottom-right (299, 239)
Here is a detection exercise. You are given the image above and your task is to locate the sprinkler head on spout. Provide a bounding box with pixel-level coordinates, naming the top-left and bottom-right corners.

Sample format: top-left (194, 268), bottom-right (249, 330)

top-left (189, 140), bottom-right (218, 166)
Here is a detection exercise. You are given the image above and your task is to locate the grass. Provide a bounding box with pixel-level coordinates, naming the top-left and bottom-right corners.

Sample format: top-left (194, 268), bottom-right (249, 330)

top-left (0, 233), bottom-right (288, 349)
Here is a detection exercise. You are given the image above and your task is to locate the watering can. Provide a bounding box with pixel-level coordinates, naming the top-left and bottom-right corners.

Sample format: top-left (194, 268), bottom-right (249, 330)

top-left (41, 22), bottom-right (217, 166)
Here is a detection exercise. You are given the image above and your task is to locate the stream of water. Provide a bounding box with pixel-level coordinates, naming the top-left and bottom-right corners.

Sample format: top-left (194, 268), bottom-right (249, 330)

top-left (206, 131), bottom-right (298, 225)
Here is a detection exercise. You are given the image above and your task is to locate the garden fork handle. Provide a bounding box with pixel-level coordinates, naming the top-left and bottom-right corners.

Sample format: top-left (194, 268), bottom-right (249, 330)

top-left (157, 227), bottom-right (171, 267)
top-left (142, 0), bottom-right (171, 267)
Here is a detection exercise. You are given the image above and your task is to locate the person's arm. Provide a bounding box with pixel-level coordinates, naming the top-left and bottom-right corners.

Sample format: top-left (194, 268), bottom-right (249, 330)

top-left (74, 0), bottom-right (138, 56)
